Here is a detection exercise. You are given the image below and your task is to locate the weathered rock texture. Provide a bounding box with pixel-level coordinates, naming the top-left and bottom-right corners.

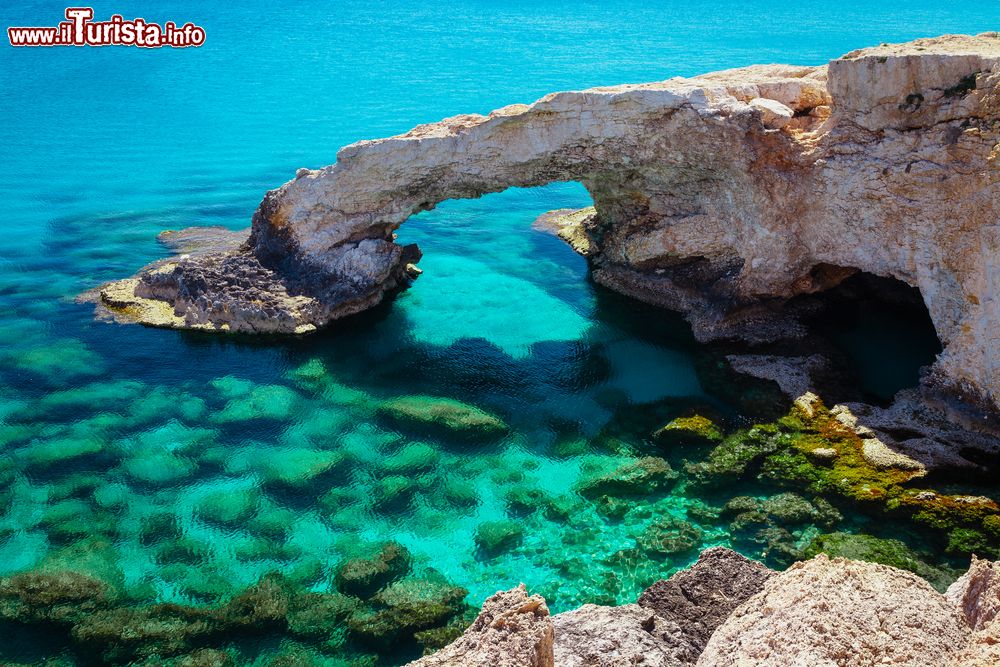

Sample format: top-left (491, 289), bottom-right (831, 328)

top-left (637, 546), bottom-right (774, 657)
top-left (413, 550), bottom-right (1000, 666)
top-left (405, 584), bottom-right (553, 667)
top-left (95, 34), bottom-right (1000, 411)
top-left (947, 556), bottom-right (1000, 666)
top-left (551, 603), bottom-right (695, 666)
top-left (697, 554), bottom-right (969, 667)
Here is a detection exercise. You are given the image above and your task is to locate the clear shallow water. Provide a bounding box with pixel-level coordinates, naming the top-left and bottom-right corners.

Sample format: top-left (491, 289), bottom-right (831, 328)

top-left (1, 1), bottom-right (998, 663)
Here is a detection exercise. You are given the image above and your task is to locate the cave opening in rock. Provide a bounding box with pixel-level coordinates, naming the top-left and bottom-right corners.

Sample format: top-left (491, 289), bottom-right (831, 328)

top-left (394, 184), bottom-right (945, 414)
top-left (801, 270), bottom-right (943, 406)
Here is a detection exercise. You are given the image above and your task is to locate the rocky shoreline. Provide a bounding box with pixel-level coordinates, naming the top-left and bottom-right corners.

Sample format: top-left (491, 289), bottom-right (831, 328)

top-left (3, 389), bottom-right (1000, 664)
top-left (67, 32), bottom-right (1000, 665)
top-left (409, 547), bottom-right (1000, 667)
top-left (90, 33), bottom-right (1000, 416)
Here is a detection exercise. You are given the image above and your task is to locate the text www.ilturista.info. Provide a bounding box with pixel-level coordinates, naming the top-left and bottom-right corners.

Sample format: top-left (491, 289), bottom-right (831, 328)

top-left (8, 7), bottom-right (205, 48)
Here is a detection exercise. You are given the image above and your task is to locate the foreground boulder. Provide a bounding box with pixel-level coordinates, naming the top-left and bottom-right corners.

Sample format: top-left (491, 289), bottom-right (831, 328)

top-left (552, 603), bottom-right (696, 666)
top-left (946, 556), bottom-right (1000, 666)
top-left (414, 548), bottom-right (770, 666)
top-left (404, 551), bottom-right (1000, 667)
top-left (638, 547), bottom-right (774, 657)
top-left (697, 555), bottom-right (969, 666)
top-left (405, 585), bottom-right (553, 667)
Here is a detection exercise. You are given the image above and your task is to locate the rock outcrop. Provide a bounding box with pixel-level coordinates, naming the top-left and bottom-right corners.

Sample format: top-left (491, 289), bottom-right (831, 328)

top-left (948, 555), bottom-right (1000, 630)
top-left (637, 546), bottom-right (774, 656)
top-left (551, 604), bottom-right (695, 666)
top-left (947, 556), bottom-right (1000, 666)
top-left (94, 34), bottom-right (1000, 412)
top-left (412, 550), bottom-right (1000, 666)
top-left (697, 555), bottom-right (970, 666)
top-left (405, 584), bottom-right (553, 667)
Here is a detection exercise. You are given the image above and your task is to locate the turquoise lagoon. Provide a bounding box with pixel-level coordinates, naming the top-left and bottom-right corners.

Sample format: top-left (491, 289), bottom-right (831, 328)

top-left (1, 1), bottom-right (999, 664)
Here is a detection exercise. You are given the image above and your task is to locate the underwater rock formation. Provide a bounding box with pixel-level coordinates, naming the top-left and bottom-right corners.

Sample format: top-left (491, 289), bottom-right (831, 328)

top-left (0, 555), bottom-right (471, 664)
top-left (93, 34), bottom-right (1000, 413)
top-left (685, 392), bottom-right (1000, 561)
top-left (333, 542), bottom-right (412, 599)
top-left (377, 395), bottom-right (508, 440)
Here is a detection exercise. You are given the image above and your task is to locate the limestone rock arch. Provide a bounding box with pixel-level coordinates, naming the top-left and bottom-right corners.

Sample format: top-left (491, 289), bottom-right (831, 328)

top-left (95, 34), bottom-right (1000, 412)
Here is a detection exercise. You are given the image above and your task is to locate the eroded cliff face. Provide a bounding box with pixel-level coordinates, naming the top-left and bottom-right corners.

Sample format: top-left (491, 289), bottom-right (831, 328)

top-left (94, 34), bottom-right (1000, 411)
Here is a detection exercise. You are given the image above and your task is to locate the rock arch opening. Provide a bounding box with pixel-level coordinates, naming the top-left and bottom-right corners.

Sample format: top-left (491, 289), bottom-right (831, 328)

top-left (93, 35), bottom-right (1000, 413)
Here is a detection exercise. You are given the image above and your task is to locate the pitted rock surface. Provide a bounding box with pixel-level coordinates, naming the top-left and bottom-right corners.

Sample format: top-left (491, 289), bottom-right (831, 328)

top-left (637, 547), bottom-right (773, 656)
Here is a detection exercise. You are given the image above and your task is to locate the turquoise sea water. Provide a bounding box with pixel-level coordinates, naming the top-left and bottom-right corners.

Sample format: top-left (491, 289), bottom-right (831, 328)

top-left (1, 1), bottom-right (998, 664)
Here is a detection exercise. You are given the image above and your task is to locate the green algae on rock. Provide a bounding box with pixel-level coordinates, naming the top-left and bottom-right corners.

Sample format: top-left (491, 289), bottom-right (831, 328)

top-left (348, 575), bottom-right (469, 646)
top-left (0, 555), bottom-right (467, 665)
top-left (383, 442), bottom-right (441, 476)
top-left (502, 484), bottom-right (555, 517)
top-left (654, 415), bottom-right (723, 447)
top-left (212, 384), bottom-right (302, 423)
top-left (377, 395), bottom-right (508, 439)
top-left (474, 520), bottom-right (525, 556)
top-left (226, 445), bottom-right (345, 489)
top-left (685, 425), bottom-right (782, 485)
top-left (334, 543), bottom-right (412, 599)
top-left (716, 492), bottom-right (844, 567)
top-left (577, 456), bottom-right (678, 500)
top-left (723, 493), bottom-right (841, 529)
top-left (688, 393), bottom-right (1000, 561)
top-left (636, 516), bottom-right (703, 556)
top-left (192, 485), bottom-right (261, 527)
top-left (0, 570), bottom-right (114, 625)
top-left (123, 451), bottom-right (196, 486)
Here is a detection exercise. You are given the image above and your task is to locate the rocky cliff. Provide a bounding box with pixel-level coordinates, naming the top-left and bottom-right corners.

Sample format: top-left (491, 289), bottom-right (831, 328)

top-left (93, 34), bottom-right (1000, 412)
top-left (405, 547), bottom-right (1000, 667)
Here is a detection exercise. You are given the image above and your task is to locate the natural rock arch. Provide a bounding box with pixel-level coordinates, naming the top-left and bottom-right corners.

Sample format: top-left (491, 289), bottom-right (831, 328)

top-left (95, 34), bottom-right (1000, 412)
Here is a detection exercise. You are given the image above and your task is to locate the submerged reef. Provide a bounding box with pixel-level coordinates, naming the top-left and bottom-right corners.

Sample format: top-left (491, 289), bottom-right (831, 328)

top-left (3, 379), bottom-right (1000, 663)
top-left (684, 392), bottom-right (1000, 563)
top-left (0, 540), bottom-right (471, 665)
top-left (91, 33), bottom-right (1000, 417)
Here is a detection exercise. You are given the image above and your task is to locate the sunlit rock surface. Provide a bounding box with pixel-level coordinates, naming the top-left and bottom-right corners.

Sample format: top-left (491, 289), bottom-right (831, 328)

top-left (95, 33), bottom-right (1000, 411)
top-left (413, 551), bottom-right (1000, 667)
top-left (405, 584), bottom-right (553, 667)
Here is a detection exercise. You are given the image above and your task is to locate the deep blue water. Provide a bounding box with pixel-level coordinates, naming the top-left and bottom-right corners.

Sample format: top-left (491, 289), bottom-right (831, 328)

top-left (0, 1), bottom-right (996, 664)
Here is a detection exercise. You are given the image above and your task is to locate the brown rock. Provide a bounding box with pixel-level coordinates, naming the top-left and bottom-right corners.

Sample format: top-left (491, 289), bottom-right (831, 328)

top-left (637, 547), bottom-right (773, 657)
top-left (697, 554), bottom-right (970, 666)
top-left (947, 555), bottom-right (1000, 630)
top-left (552, 603), bottom-right (696, 666)
top-left (406, 584), bottom-right (553, 667)
top-left (946, 556), bottom-right (1000, 666)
